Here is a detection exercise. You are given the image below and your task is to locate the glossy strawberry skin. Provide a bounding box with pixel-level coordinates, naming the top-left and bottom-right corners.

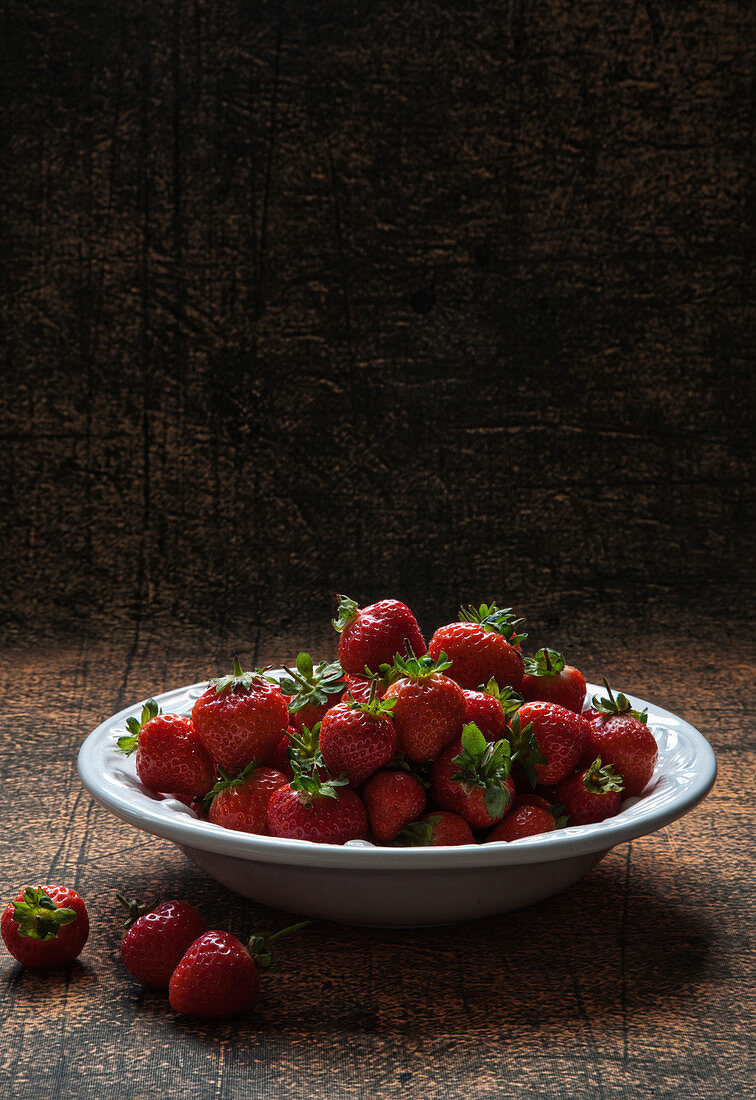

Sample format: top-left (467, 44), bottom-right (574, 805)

top-left (384, 674), bottom-right (465, 763)
top-left (192, 678), bottom-right (289, 774)
top-left (1, 885), bottom-right (89, 968)
top-left (430, 739), bottom-right (516, 828)
top-left (556, 768), bottom-right (623, 824)
top-left (486, 801), bottom-right (557, 842)
top-left (208, 767), bottom-right (288, 835)
top-left (135, 714), bottom-right (216, 797)
top-left (520, 666), bottom-right (586, 714)
top-left (338, 599), bottom-right (426, 676)
top-left (345, 674), bottom-right (389, 704)
top-left (168, 931), bottom-right (259, 1018)
top-left (288, 696), bottom-right (343, 734)
top-left (462, 689), bottom-right (509, 742)
top-left (421, 811), bottom-right (475, 846)
top-left (518, 701), bottom-right (590, 785)
top-left (583, 712), bottom-right (658, 797)
top-left (267, 785), bottom-right (368, 844)
top-left (121, 901), bottom-right (207, 988)
top-left (362, 771), bottom-right (427, 843)
top-left (428, 622), bottom-right (524, 691)
top-left (268, 728), bottom-right (297, 777)
top-left (319, 702), bottom-right (397, 787)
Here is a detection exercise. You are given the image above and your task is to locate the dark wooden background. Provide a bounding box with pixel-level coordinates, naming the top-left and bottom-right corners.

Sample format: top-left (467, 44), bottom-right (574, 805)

top-left (0, 1), bottom-right (754, 1097)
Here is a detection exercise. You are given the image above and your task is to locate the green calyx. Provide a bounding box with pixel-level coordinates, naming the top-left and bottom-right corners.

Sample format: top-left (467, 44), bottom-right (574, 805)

top-left (383, 753), bottom-right (432, 790)
top-left (332, 595), bottom-right (359, 634)
top-left (212, 656), bottom-right (274, 695)
top-left (393, 815), bottom-right (440, 847)
top-left (523, 648), bottom-right (566, 678)
top-left (392, 647), bottom-right (452, 681)
top-left (550, 802), bottom-right (569, 829)
top-left (451, 723), bottom-right (513, 819)
top-left (348, 679), bottom-right (397, 720)
top-left (482, 678), bottom-right (524, 717)
top-left (288, 766), bottom-right (349, 807)
top-left (592, 677), bottom-right (648, 724)
top-left (9, 887), bottom-right (78, 941)
top-left (278, 653), bottom-right (346, 712)
top-left (116, 893), bottom-right (160, 935)
top-left (286, 723), bottom-right (324, 773)
top-left (459, 603), bottom-right (527, 646)
top-left (582, 757), bottom-right (625, 795)
top-left (203, 760), bottom-right (260, 810)
top-left (117, 698), bottom-right (160, 755)
top-left (507, 712), bottom-right (547, 788)
top-left (247, 920), bottom-right (311, 969)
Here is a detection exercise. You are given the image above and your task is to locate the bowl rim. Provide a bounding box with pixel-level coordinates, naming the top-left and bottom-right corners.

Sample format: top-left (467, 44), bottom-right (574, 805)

top-left (78, 679), bottom-right (716, 869)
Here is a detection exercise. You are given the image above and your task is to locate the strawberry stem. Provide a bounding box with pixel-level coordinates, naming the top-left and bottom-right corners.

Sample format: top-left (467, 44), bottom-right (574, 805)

top-left (248, 920), bottom-right (311, 968)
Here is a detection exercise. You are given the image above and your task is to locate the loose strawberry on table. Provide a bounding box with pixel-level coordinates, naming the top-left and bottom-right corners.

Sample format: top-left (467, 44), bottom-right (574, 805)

top-left (205, 763), bottom-right (288, 835)
top-left (319, 689), bottom-right (398, 787)
top-left (428, 603), bottom-right (526, 691)
top-left (584, 680), bottom-right (658, 797)
top-left (383, 650), bottom-right (466, 763)
top-left (431, 722), bottom-right (515, 828)
top-left (278, 652), bottom-right (346, 732)
top-left (333, 595), bottom-right (426, 675)
top-left (117, 700), bottom-right (216, 798)
top-left (119, 896), bottom-right (207, 988)
top-left (2, 885), bottom-right (89, 968)
top-left (192, 658), bottom-right (289, 774)
top-left (556, 757), bottom-right (625, 824)
top-left (509, 701), bottom-right (590, 787)
top-left (520, 648), bottom-right (587, 714)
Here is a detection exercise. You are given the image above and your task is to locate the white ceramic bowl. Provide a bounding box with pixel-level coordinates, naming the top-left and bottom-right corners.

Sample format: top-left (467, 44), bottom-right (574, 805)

top-left (78, 679), bottom-right (716, 926)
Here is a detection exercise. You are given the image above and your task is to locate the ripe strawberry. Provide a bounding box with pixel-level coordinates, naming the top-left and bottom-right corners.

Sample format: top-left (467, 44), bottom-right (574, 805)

top-left (520, 648), bottom-right (587, 714)
top-left (319, 691), bottom-right (398, 787)
top-left (345, 668), bottom-right (394, 704)
top-left (431, 723), bottom-right (515, 828)
top-left (192, 658), bottom-right (289, 774)
top-left (395, 811), bottom-right (475, 846)
top-left (509, 701), bottom-right (590, 786)
top-left (462, 678), bottom-right (523, 742)
top-left (362, 770), bottom-right (427, 843)
top-left (205, 763), bottom-right (288, 835)
top-left (486, 796), bottom-right (565, 842)
top-left (556, 757), bottom-right (624, 824)
top-left (119, 897), bottom-right (207, 988)
top-left (118, 700), bottom-right (216, 798)
top-left (267, 772), bottom-right (368, 844)
top-left (383, 651), bottom-right (466, 762)
top-left (427, 603), bottom-right (525, 691)
top-left (168, 921), bottom-right (309, 1018)
top-left (268, 726), bottom-right (299, 777)
top-left (583, 680), bottom-right (658, 796)
top-left (278, 653), bottom-right (346, 732)
top-left (333, 595), bottom-right (426, 675)
top-left (2, 885), bottom-right (89, 968)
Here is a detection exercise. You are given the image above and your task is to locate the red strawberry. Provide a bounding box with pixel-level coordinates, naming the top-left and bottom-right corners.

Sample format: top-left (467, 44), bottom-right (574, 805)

top-left (118, 701), bottom-right (216, 798)
top-left (395, 811), bottom-right (475, 846)
top-left (383, 651), bottom-right (465, 762)
top-left (430, 723), bottom-right (515, 828)
top-left (486, 797), bottom-right (564, 841)
top-left (268, 726), bottom-right (299, 777)
top-left (278, 653), bottom-right (346, 732)
top-left (2, 885), bottom-right (89, 968)
top-left (205, 763), bottom-right (288, 835)
top-left (556, 757), bottom-right (624, 824)
top-left (267, 773), bottom-right (368, 844)
top-left (319, 692), bottom-right (398, 787)
top-left (345, 670), bottom-right (393, 703)
top-left (428, 603), bottom-right (525, 691)
top-left (509, 701), bottom-right (590, 787)
top-left (192, 658), bottom-right (289, 774)
top-left (520, 648), bottom-right (587, 714)
top-left (462, 678), bottom-right (523, 742)
top-left (583, 680), bottom-right (658, 796)
top-left (362, 770), bottom-right (427, 843)
top-left (169, 921), bottom-right (309, 1018)
top-left (119, 897), bottom-right (207, 988)
top-left (333, 595), bottom-right (426, 676)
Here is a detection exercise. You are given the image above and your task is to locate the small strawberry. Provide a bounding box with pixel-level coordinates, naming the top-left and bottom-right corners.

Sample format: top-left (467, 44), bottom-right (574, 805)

top-left (118, 896), bottom-right (207, 988)
top-left (118, 700), bottom-right (216, 798)
top-left (2, 885), bottom-right (89, 968)
top-left (278, 653), bottom-right (346, 732)
top-left (583, 680), bottom-right (658, 796)
top-left (333, 595), bottom-right (426, 676)
top-left (520, 648), bottom-right (587, 714)
top-left (345, 667), bottom-right (394, 704)
top-left (485, 796), bottom-right (565, 842)
top-left (205, 763), bottom-right (288, 835)
top-left (431, 723), bottom-right (515, 828)
top-left (394, 811), bottom-right (475, 846)
top-left (462, 678), bottom-right (524, 742)
top-left (383, 651), bottom-right (466, 762)
top-left (427, 603), bottom-right (525, 691)
top-left (192, 658), bottom-right (289, 774)
top-left (556, 757), bottom-right (625, 824)
top-left (268, 726), bottom-right (299, 777)
top-left (267, 771), bottom-right (368, 844)
top-left (319, 690), bottom-right (398, 787)
top-left (509, 701), bottom-right (590, 787)
top-left (362, 770), bottom-right (427, 843)
top-left (168, 920), bottom-right (309, 1018)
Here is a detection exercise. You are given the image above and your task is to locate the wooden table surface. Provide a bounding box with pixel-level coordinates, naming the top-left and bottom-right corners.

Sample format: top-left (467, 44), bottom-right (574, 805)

top-left (1, 609), bottom-right (752, 1100)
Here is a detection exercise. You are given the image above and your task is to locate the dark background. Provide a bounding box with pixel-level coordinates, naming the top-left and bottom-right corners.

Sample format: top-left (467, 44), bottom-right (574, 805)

top-left (2, 0), bottom-right (753, 654)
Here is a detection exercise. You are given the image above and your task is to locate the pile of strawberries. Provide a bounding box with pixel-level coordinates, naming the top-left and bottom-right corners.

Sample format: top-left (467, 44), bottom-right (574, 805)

top-left (119, 597), bottom-right (659, 846)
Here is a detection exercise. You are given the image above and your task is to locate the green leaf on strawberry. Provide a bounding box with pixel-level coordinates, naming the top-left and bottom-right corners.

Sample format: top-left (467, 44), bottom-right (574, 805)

top-left (347, 679), bottom-right (396, 719)
top-left (278, 654), bottom-right (346, 712)
top-left (286, 723), bottom-right (324, 773)
top-left (523, 648), bottom-right (566, 677)
top-left (459, 603), bottom-right (528, 646)
top-left (332, 595), bottom-right (359, 633)
top-left (482, 678), bottom-right (524, 717)
top-left (392, 815), bottom-right (441, 847)
top-left (117, 698), bottom-right (160, 755)
top-left (592, 677), bottom-right (648, 724)
top-left (451, 722), bottom-right (513, 819)
top-left (507, 712), bottom-right (547, 788)
top-left (212, 656), bottom-right (276, 695)
top-left (9, 887), bottom-right (78, 941)
top-left (391, 647), bottom-right (453, 680)
top-left (582, 757), bottom-right (625, 794)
